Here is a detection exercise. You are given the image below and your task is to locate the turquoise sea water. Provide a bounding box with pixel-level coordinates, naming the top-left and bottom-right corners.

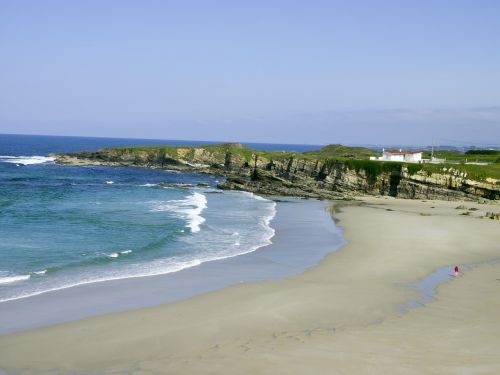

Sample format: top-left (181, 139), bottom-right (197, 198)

top-left (0, 134), bottom-right (294, 301)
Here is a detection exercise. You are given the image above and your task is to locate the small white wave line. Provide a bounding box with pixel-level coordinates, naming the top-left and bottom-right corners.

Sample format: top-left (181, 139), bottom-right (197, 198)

top-left (0, 275), bottom-right (31, 285)
top-left (151, 192), bottom-right (208, 233)
top-left (240, 191), bottom-right (269, 201)
top-left (0, 155), bottom-right (56, 165)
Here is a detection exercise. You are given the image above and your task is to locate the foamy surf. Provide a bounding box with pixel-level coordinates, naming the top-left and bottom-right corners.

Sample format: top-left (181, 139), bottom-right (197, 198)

top-left (0, 155), bottom-right (55, 165)
top-left (0, 257), bottom-right (205, 302)
top-left (0, 189), bottom-right (277, 303)
top-left (0, 274), bottom-right (31, 285)
top-left (241, 191), bottom-right (270, 201)
top-left (102, 250), bottom-right (133, 260)
top-left (152, 192), bottom-right (207, 233)
top-left (182, 192), bottom-right (207, 233)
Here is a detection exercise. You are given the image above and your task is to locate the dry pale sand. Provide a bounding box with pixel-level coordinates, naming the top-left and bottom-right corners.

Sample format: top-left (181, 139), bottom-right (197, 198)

top-left (0, 197), bottom-right (499, 374)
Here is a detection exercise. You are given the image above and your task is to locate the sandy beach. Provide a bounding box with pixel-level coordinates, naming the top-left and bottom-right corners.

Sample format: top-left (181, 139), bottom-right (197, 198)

top-left (0, 198), bottom-right (343, 335)
top-left (1, 196), bottom-right (499, 374)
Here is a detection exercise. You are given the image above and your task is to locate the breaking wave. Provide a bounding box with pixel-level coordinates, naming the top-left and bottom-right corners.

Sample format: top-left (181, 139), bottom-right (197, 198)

top-left (0, 155), bottom-right (55, 165)
top-left (0, 191), bottom-right (277, 302)
top-left (0, 274), bottom-right (31, 285)
top-left (151, 192), bottom-right (208, 233)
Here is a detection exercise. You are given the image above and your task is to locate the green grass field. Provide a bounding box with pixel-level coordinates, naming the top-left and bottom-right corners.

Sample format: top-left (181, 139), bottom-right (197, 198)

top-left (104, 144), bottom-right (500, 182)
top-left (422, 150), bottom-right (500, 164)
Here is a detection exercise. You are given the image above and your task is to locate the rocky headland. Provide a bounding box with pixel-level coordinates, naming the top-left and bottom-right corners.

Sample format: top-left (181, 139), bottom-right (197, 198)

top-left (51, 143), bottom-right (500, 202)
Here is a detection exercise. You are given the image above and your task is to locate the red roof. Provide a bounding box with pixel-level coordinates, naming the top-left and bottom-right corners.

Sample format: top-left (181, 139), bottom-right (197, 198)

top-left (384, 150), bottom-right (420, 155)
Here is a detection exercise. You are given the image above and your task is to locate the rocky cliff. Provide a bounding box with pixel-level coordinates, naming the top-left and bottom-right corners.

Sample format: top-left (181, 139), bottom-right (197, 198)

top-left (52, 144), bottom-right (500, 201)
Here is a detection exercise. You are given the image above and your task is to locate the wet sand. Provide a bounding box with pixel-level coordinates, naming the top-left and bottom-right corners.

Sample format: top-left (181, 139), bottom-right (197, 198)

top-left (0, 198), bottom-right (344, 335)
top-left (0, 197), bottom-right (499, 374)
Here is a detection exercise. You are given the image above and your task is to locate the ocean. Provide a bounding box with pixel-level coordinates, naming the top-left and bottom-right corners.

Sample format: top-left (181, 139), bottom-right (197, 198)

top-left (0, 134), bottom-right (321, 302)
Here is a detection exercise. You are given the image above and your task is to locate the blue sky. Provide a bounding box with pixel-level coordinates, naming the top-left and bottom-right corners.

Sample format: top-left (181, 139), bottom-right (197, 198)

top-left (1, 0), bottom-right (499, 145)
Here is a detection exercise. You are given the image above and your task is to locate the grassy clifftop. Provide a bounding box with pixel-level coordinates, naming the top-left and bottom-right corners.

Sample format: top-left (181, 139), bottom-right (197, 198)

top-left (105, 143), bottom-right (315, 163)
top-left (342, 159), bottom-right (500, 182)
top-left (101, 143), bottom-right (500, 182)
top-left (107, 142), bottom-right (379, 163)
top-left (423, 149), bottom-right (500, 164)
top-left (57, 143), bottom-right (500, 202)
top-left (304, 144), bottom-right (377, 160)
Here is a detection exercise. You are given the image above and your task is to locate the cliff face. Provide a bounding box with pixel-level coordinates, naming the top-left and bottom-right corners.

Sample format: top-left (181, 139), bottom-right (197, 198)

top-left (53, 146), bottom-right (500, 201)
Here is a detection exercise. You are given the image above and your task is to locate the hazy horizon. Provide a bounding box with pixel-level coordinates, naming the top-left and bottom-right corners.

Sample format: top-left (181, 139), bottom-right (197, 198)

top-left (1, 1), bottom-right (499, 146)
top-left (3, 132), bottom-right (499, 150)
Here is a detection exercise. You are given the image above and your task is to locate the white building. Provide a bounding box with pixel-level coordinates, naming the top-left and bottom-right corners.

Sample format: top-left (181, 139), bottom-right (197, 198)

top-left (370, 149), bottom-right (423, 163)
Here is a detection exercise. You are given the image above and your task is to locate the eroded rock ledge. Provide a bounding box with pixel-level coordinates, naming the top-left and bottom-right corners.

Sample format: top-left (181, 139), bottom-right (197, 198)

top-left (51, 144), bottom-right (500, 202)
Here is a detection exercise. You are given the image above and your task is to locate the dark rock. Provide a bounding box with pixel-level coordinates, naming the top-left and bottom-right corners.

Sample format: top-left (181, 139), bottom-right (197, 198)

top-left (53, 147), bottom-right (500, 202)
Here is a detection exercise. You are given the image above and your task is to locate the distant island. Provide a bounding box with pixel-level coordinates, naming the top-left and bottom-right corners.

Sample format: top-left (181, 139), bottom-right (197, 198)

top-left (53, 143), bottom-right (500, 202)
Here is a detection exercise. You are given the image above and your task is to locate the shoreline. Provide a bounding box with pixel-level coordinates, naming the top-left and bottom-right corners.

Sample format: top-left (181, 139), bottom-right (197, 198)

top-left (0, 198), bottom-right (344, 335)
top-left (1, 196), bottom-right (499, 374)
top-left (52, 144), bottom-right (500, 202)
top-left (0, 189), bottom-right (276, 304)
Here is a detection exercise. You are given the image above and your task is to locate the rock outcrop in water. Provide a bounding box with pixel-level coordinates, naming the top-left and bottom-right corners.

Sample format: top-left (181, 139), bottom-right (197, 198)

top-left (52, 144), bottom-right (500, 201)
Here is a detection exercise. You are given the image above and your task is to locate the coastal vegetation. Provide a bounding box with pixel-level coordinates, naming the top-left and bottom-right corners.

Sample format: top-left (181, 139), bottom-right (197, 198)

top-left (105, 144), bottom-right (500, 181)
top-left (304, 144), bottom-right (377, 160)
top-left (419, 162), bottom-right (500, 181)
top-left (55, 143), bottom-right (500, 201)
top-left (422, 149), bottom-right (500, 164)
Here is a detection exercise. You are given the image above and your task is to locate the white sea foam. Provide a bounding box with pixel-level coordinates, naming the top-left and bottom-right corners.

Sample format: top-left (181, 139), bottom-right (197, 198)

top-left (105, 181), bottom-right (114, 184)
top-left (189, 192), bottom-right (277, 263)
top-left (152, 192), bottom-right (207, 233)
top-left (139, 183), bottom-right (158, 187)
top-left (0, 258), bottom-right (205, 302)
top-left (241, 191), bottom-right (277, 229)
top-left (240, 191), bottom-right (268, 201)
top-left (33, 270), bottom-right (47, 275)
top-left (0, 274), bottom-right (31, 284)
top-left (0, 191), bottom-right (278, 303)
top-left (183, 192), bottom-right (207, 233)
top-left (105, 250), bottom-right (132, 258)
top-left (0, 155), bottom-right (55, 165)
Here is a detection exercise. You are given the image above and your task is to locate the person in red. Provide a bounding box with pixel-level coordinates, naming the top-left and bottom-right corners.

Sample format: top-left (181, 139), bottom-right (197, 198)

top-left (454, 265), bottom-right (459, 277)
